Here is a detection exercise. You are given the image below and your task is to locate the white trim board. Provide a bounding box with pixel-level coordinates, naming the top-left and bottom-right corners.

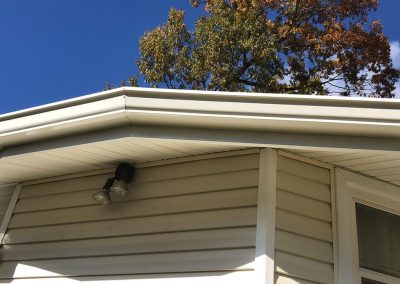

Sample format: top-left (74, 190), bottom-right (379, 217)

top-left (331, 166), bottom-right (340, 284)
top-left (255, 148), bottom-right (277, 284)
top-left (0, 184), bottom-right (22, 245)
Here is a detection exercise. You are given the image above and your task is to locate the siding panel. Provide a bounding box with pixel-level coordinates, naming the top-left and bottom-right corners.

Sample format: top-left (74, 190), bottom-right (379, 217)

top-left (275, 251), bottom-right (334, 284)
top-left (275, 230), bottom-right (333, 264)
top-left (275, 273), bottom-right (316, 284)
top-left (275, 209), bottom-right (332, 242)
top-left (276, 190), bottom-right (331, 222)
top-left (277, 171), bottom-right (331, 203)
top-left (277, 156), bottom-right (330, 184)
top-left (0, 249), bottom-right (255, 279)
top-left (4, 207), bottom-right (257, 244)
top-left (15, 169), bottom-right (258, 213)
top-left (1, 227), bottom-right (256, 261)
top-left (9, 188), bottom-right (257, 228)
top-left (19, 154), bottom-right (259, 198)
top-left (0, 271), bottom-right (256, 284)
top-left (275, 156), bottom-right (334, 284)
top-left (0, 184), bottom-right (15, 226)
top-left (1, 153), bottom-right (259, 282)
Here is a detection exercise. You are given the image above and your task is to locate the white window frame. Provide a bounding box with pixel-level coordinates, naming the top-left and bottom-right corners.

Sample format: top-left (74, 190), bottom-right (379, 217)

top-left (335, 168), bottom-right (400, 284)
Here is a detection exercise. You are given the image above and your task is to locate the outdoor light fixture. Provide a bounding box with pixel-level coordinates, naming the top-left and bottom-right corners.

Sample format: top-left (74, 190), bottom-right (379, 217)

top-left (92, 163), bottom-right (135, 205)
top-left (92, 177), bottom-right (114, 205)
top-left (110, 163), bottom-right (134, 196)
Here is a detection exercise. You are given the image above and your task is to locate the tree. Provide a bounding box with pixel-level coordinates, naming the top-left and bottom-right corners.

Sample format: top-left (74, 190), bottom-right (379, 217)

top-left (136, 0), bottom-right (399, 97)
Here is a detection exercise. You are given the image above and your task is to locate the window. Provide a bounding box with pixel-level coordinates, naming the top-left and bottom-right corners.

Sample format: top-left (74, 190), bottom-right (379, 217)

top-left (336, 169), bottom-right (400, 284)
top-left (356, 203), bottom-right (400, 279)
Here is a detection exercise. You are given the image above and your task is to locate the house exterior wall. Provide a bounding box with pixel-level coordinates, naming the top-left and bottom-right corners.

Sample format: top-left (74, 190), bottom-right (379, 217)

top-left (0, 149), bottom-right (340, 284)
top-left (0, 184), bottom-right (14, 225)
top-left (0, 152), bottom-right (259, 283)
top-left (275, 155), bottom-right (334, 284)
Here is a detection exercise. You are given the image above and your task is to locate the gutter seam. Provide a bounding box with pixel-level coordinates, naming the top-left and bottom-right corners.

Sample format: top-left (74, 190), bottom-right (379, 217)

top-left (122, 88), bottom-right (132, 137)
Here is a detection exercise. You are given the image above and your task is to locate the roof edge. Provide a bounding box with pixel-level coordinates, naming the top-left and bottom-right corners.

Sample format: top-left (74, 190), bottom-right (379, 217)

top-left (2, 87), bottom-right (400, 150)
top-left (2, 87), bottom-right (400, 122)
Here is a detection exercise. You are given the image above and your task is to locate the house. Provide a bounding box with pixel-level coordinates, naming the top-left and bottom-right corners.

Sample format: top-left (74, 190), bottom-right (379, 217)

top-left (0, 87), bottom-right (398, 284)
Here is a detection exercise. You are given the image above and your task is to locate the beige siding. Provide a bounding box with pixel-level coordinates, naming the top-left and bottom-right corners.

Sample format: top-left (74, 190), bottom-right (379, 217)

top-left (275, 156), bottom-right (334, 284)
top-left (0, 153), bottom-right (259, 281)
top-left (0, 271), bottom-right (256, 284)
top-left (0, 184), bottom-right (15, 228)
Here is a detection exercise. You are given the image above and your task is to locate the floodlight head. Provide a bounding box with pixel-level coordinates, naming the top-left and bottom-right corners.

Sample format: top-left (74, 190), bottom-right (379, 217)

top-left (110, 163), bottom-right (135, 197)
top-left (110, 179), bottom-right (129, 196)
top-left (92, 178), bottom-right (114, 205)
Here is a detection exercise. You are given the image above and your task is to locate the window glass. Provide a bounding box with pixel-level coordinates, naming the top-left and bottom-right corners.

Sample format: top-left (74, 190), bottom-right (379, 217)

top-left (356, 203), bottom-right (400, 278)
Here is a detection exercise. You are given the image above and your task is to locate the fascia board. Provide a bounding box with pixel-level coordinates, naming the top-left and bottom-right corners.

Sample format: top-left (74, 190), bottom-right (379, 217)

top-left (0, 96), bottom-right (128, 148)
top-left (123, 92), bottom-right (400, 123)
top-left (123, 95), bottom-right (400, 138)
top-left (2, 87), bottom-right (400, 150)
top-left (123, 87), bottom-right (400, 108)
top-left (0, 88), bottom-right (125, 121)
top-left (4, 126), bottom-right (400, 162)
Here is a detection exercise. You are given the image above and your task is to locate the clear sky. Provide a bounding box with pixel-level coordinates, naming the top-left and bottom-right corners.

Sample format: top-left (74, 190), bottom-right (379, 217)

top-left (0, 0), bottom-right (399, 114)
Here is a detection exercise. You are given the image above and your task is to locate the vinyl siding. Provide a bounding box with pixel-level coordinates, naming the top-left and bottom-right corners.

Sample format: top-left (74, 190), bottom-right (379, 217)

top-left (275, 156), bottom-right (334, 284)
top-left (0, 184), bottom-right (15, 229)
top-left (0, 153), bottom-right (259, 282)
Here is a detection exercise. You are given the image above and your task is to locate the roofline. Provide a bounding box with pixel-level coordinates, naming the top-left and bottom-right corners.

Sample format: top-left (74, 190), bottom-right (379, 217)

top-left (0, 88), bottom-right (126, 121)
top-left (2, 87), bottom-right (400, 150)
top-left (2, 87), bottom-right (400, 121)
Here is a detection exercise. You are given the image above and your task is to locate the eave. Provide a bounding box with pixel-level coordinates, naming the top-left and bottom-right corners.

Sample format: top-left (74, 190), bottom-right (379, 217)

top-left (2, 87), bottom-right (400, 186)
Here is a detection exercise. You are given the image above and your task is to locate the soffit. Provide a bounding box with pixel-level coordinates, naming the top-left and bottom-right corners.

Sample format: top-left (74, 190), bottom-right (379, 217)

top-left (0, 137), bottom-right (246, 185)
top-left (290, 149), bottom-right (400, 187)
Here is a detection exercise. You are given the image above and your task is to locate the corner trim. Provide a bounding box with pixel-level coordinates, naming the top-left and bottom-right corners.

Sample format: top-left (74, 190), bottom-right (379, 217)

top-left (0, 183), bottom-right (22, 245)
top-left (255, 148), bottom-right (277, 283)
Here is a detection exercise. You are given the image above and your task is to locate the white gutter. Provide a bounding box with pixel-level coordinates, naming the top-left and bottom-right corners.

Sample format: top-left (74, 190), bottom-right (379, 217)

top-left (1, 87), bottom-right (400, 150)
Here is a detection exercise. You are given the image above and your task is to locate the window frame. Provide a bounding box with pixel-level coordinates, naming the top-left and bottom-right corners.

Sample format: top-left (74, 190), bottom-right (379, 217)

top-left (335, 168), bottom-right (400, 284)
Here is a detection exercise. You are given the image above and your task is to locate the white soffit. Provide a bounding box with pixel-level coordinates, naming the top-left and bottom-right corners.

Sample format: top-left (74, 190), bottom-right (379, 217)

top-left (0, 137), bottom-right (246, 184)
top-left (290, 149), bottom-right (400, 187)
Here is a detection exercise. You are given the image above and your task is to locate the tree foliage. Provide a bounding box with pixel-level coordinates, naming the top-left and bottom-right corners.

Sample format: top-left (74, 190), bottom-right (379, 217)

top-left (137, 0), bottom-right (399, 97)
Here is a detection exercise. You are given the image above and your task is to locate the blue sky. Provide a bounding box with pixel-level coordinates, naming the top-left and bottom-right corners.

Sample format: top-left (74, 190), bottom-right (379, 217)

top-left (0, 0), bottom-right (399, 114)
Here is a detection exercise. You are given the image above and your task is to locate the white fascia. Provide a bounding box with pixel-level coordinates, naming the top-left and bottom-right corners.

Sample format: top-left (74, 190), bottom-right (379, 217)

top-left (2, 87), bottom-right (400, 151)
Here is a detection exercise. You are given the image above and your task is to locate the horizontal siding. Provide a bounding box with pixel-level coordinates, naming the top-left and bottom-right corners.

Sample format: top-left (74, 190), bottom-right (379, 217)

top-left (275, 156), bottom-right (334, 284)
top-left (19, 172), bottom-right (113, 198)
top-left (0, 184), bottom-right (15, 226)
top-left (277, 171), bottom-right (331, 203)
top-left (275, 230), bottom-right (333, 264)
top-left (19, 153), bottom-right (259, 198)
top-left (275, 251), bottom-right (334, 284)
top-left (1, 227), bottom-right (256, 261)
top-left (1, 153), bottom-right (259, 281)
top-left (275, 273), bottom-right (316, 284)
top-left (0, 271), bottom-right (256, 284)
top-left (277, 156), bottom-right (330, 185)
top-left (275, 209), bottom-right (332, 242)
top-left (276, 190), bottom-right (331, 222)
top-left (0, 249), bottom-right (255, 278)
top-left (15, 169), bottom-right (258, 213)
top-left (4, 207), bottom-right (257, 244)
top-left (9, 187), bottom-right (257, 228)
